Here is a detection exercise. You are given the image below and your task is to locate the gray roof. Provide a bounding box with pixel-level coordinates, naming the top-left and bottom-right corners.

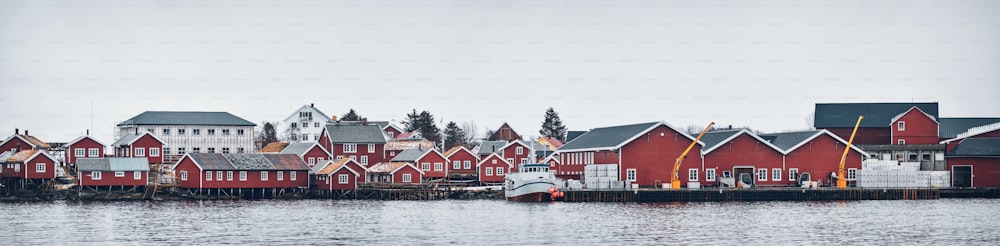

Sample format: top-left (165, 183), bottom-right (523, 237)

top-left (477, 141), bottom-right (508, 155)
top-left (947, 138), bottom-right (1000, 157)
top-left (223, 153), bottom-right (274, 170)
top-left (814, 102), bottom-right (938, 128)
top-left (77, 158), bottom-right (149, 172)
top-left (559, 122), bottom-right (660, 151)
top-left (118, 111), bottom-right (255, 126)
top-left (758, 131), bottom-right (821, 151)
top-left (699, 130), bottom-right (743, 151)
top-left (186, 153), bottom-right (309, 170)
top-left (565, 131), bottom-right (587, 143)
top-left (0, 151), bottom-right (15, 163)
top-left (324, 124), bottom-right (387, 144)
top-left (112, 133), bottom-right (142, 146)
top-left (940, 118), bottom-right (1000, 139)
top-left (391, 149), bottom-right (431, 162)
top-left (280, 142), bottom-right (317, 155)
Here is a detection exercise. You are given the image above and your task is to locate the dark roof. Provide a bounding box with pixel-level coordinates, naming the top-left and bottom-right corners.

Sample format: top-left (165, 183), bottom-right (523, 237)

top-left (187, 153), bottom-right (234, 170)
top-left (186, 153), bottom-right (309, 170)
top-left (280, 142), bottom-right (316, 155)
top-left (223, 153), bottom-right (274, 170)
top-left (391, 149), bottom-right (431, 162)
top-left (559, 122), bottom-right (659, 151)
top-left (117, 111), bottom-right (255, 126)
top-left (324, 124), bottom-right (387, 144)
top-left (814, 102), bottom-right (938, 128)
top-left (939, 118), bottom-right (1000, 139)
top-left (947, 138), bottom-right (1000, 157)
top-left (758, 131), bottom-right (821, 151)
top-left (699, 130), bottom-right (743, 151)
top-left (477, 141), bottom-right (508, 155)
top-left (261, 154), bottom-right (311, 170)
top-left (77, 158), bottom-right (149, 172)
top-left (565, 131), bottom-right (587, 143)
top-left (112, 132), bottom-right (163, 146)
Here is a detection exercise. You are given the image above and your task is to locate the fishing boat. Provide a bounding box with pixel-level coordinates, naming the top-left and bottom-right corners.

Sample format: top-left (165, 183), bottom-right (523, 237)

top-left (504, 163), bottom-right (564, 202)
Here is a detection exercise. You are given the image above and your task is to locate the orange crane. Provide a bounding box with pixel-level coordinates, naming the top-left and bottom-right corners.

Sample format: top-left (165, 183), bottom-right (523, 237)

top-left (836, 115), bottom-right (863, 189)
top-left (672, 122), bottom-right (715, 189)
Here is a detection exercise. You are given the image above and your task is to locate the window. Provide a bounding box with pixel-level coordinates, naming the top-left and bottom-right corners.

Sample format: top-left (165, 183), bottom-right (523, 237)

top-left (496, 167), bottom-right (504, 176)
top-left (92, 171), bottom-right (102, 180)
top-left (492, 160), bottom-right (497, 164)
top-left (207, 148), bottom-right (216, 154)
top-left (336, 155), bottom-right (344, 160)
top-left (757, 169), bottom-right (767, 181)
top-left (290, 171), bottom-right (296, 181)
top-left (789, 168), bottom-right (799, 181)
top-left (344, 144), bottom-right (357, 153)
top-left (206, 171), bottom-right (212, 181)
top-left (134, 171), bottom-right (141, 180)
top-left (485, 167), bottom-right (493, 176)
top-left (368, 144), bottom-right (375, 153)
top-left (163, 128), bottom-right (170, 135)
top-left (898, 139), bottom-right (905, 145)
top-left (463, 161), bottom-right (471, 169)
top-left (314, 134), bottom-right (320, 141)
top-left (88, 148), bottom-right (99, 157)
top-left (290, 122), bottom-right (297, 128)
top-left (36, 163), bottom-right (46, 172)
top-left (222, 148), bottom-right (230, 154)
top-left (453, 161), bottom-right (461, 169)
top-left (14, 164), bottom-right (19, 172)
top-left (318, 157), bottom-right (325, 163)
top-left (261, 171), bottom-right (268, 181)
top-left (239, 171), bottom-right (247, 181)
top-left (308, 157), bottom-right (316, 165)
top-left (421, 163), bottom-right (430, 171)
top-left (178, 148), bottom-right (187, 155)
top-left (277, 171), bottom-right (284, 181)
top-left (115, 171), bottom-right (125, 177)
top-left (922, 153), bottom-right (931, 161)
top-left (150, 148), bottom-right (160, 157)
top-left (226, 171), bottom-right (233, 181)
top-left (135, 148), bottom-right (145, 157)
top-left (516, 147), bottom-right (523, 155)
top-left (772, 168), bottom-right (782, 181)
top-left (193, 129), bottom-right (201, 135)
top-left (349, 156), bottom-right (356, 161)
top-left (897, 121), bottom-right (905, 131)
top-left (626, 169), bottom-right (636, 182)
top-left (339, 174), bottom-right (349, 184)
top-left (302, 122), bottom-right (309, 128)
top-left (302, 134), bottom-right (309, 140)
top-left (163, 148), bottom-right (171, 155)
top-left (237, 129), bottom-right (245, 135)
top-left (222, 129), bottom-right (231, 135)
top-left (314, 122), bottom-right (320, 128)
top-left (147, 128), bottom-right (154, 133)
top-left (847, 168), bottom-right (858, 180)
top-left (908, 152), bottom-right (918, 161)
top-left (216, 171), bottom-right (222, 181)
top-left (520, 158), bottom-right (528, 164)
top-left (390, 152), bottom-right (395, 156)
top-left (75, 148), bottom-right (85, 157)
top-left (180, 171), bottom-right (188, 181)
top-left (688, 169), bottom-right (698, 181)
top-left (434, 163), bottom-right (442, 171)
top-left (192, 147), bottom-right (201, 153)
top-left (361, 156), bottom-right (368, 165)
top-left (402, 173), bottom-right (412, 183)
top-left (178, 129), bottom-right (186, 135)
top-left (706, 168), bottom-right (716, 182)
top-left (507, 158), bottom-right (514, 164)
top-left (388, 132), bottom-right (395, 138)
top-left (237, 148), bottom-right (245, 153)
top-left (207, 129), bottom-right (215, 135)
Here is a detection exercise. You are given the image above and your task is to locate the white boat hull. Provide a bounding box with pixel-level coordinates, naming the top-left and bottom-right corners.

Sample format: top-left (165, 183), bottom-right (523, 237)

top-left (504, 172), bottom-right (563, 202)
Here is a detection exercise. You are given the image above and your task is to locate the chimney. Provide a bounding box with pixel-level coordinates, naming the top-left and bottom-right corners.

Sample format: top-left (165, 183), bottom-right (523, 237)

top-left (135, 128), bottom-right (139, 134)
top-left (15, 128), bottom-right (19, 135)
top-left (24, 130), bottom-right (28, 136)
top-left (86, 129), bottom-right (90, 136)
top-left (311, 103), bottom-right (314, 107)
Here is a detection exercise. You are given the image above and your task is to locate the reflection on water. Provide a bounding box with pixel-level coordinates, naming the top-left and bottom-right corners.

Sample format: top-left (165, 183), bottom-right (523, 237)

top-left (1, 199), bottom-right (998, 244)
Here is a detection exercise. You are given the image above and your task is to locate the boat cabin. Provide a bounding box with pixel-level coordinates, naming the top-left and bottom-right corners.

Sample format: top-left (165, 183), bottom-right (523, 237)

top-left (518, 163), bottom-right (549, 173)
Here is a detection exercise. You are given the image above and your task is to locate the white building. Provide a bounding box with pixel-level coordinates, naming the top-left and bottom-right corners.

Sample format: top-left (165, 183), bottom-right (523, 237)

top-left (115, 111), bottom-right (256, 162)
top-left (282, 104), bottom-right (333, 142)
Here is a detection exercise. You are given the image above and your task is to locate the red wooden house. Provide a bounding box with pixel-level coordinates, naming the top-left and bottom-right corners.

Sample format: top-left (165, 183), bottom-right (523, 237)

top-left (1, 129), bottom-right (50, 152)
top-left (310, 158), bottom-right (362, 191)
top-left (280, 142), bottom-right (332, 167)
top-left (65, 135), bottom-right (106, 165)
top-left (367, 162), bottom-right (422, 184)
top-left (890, 106), bottom-right (940, 145)
top-left (945, 138), bottom-right (1000, 188)
top-left (476, 140), bottom-right (507, 160)
top-left (500, 140), bottom-right (533, 165)
top-left (699, 129), bottom-right (785, 187)
top-left (542, 154), bottom-right (560, 172)
top-left (318, 124), bottom-right (387, 167)
top-left (383, 124), bottom-right (405, 139)
top-left (444, 146), bottom-right (479, 177)
top-left (477, 153), bottom-right (512, 184)
top-left (814, 102), bottom-right (938, 144)
top-left (76, 157), bottom-right (149, 188)
top-left (556, 122), bottom-right (703, 187)
top-left (0, 149), bottom-right (58, 180)
top-left (760, 130), bottom-right (866, 186)
top-left (391, 148), bottom-right (447, 180)
top-left (173, 153), bottom-right (310, 191)
top-left (487, 123), bottom-right (522, 141)
top-left (112, 131), bottom-right (165, 164)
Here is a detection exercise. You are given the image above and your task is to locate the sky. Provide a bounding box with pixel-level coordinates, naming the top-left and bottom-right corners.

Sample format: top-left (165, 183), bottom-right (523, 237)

top-left (2, 0), bottom-right (999, 145)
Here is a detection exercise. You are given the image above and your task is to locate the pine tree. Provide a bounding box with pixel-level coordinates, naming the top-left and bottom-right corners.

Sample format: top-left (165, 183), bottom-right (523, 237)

top-left (539, 107), bottom-right (568, 142)
top-left (342, 109), bottom-right (362, 121)
top-left (443, 121), bottom-right (467, 149)
top-left (403, 109), bottom-right (421, 132)
top-left (258, 122), bottom-right (279, 147)
top-left (417, 111), bottom-right (441, 143)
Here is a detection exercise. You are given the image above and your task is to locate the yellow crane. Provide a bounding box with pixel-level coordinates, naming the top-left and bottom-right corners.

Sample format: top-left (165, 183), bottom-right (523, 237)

top-left (836, 115), bottom-right (863, 189)
top-left (672, 122), bottom-right (715, 189)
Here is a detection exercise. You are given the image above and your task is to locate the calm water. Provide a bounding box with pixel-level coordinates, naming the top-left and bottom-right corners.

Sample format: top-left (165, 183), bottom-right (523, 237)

top-left (1, 199), bottom-right (998, 245)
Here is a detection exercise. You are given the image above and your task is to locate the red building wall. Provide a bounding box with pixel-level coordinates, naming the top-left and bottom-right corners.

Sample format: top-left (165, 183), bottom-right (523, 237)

top-left (891, 110), bottom-right (939, 145)
top-left (418, 151), bottom-right (448, 178)
top-left (556, 150), bottom-right (619, 180)
top-left (501, 142), bottom-right (531, 165)
top-left (783, 134), bottom-right (863, 185)
top-left (131, 135), bottom-right (164, 164)
top-left (947, 157), bottom-right (1000, 187)
top-left (66, 138), bottom-right (104, 164)
top-left (174, 157), bottom-right (309, 189)
top-left (79, 171), bottom-right (147, 186)
top-left (702, 134), bottom-right (785, 186)
top-left (0, 137), bottom-right (32, 152)
top-left (23, 154), bottom-right (58, 179)
top-left (331, 143), bottom-right (384, 167)
top-left (616, 125), bottom-right (702, 187)
top-left (344, 160), bottom-right (368, 183)
top-left (313, 168), bottom-right (358, 191)
top-left (384, 127), bottom-right (403, 139)
top-left (478, 155), bottom-right (512, 183)
top-left (826, 127), bottom-right (890, 145)
top-left (301, 146), bottom-right (331, 167)
top-left (446, 150), bottom-right (479, 175)
top-left (392, 166), bottom-right (422, 184)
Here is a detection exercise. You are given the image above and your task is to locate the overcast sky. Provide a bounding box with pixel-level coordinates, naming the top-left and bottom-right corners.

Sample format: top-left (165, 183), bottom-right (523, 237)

top-left (2, 0), bottom-right (999, 144)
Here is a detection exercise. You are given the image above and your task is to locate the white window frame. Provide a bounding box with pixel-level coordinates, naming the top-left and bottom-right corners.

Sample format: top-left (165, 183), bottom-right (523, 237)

top-left (206, 171), bottom-right (212, 181)
top-left (507, 158), bottom-right (514, 164)
top-left (92, 171), bottom-right (101, 180)
top-left (520, 158), bottom-right (528, 164)
top-left (434, 163), bottom-right (443, 171)
top-left (135, 148), bottom-right (145, 157)
top-left (789, 168), bottom-right (799, 181)
top-left (402, 173), bottom-right (412, 183)
top-left (36, 163), bottom-right (46, 173)
top-left (361, 156), bottom-right (368, 165)
top-left (308, 157), bottom-right (316, 165)
top-left (898, 139), bottom-right (905, 145)
top-left (516, 147), bottom-right (523, 155)
top-left (115, 171), bottom-right (125, 177)
top-left (757, 169), bottom-right (767, 181)
top-left (496, 167), bottom-right (504, 176)
top-left (485, 167), bottom-right (493, 176)
top-left (706, 168), bottom-right (716, 182)
top-left (464, 161), bottom-right (471, 169)
top-left (898, 121), bottom-right (905, 131)
top-left (421, 163), bottom-right (430, 171)
top-left (226, 171), bottom-right (233, 181)
top-left (344, 144), bottom-right (357, 153)
top-left (314, 122), bottom-right (320, 128)
top-left (216, 171), bottom-right (223, 181)
top-left (239, 171), bottom-right (247, 181)
top-left (277, 171), bottom-right (284, 181)
top-left (74, 148), bottom-right (85, 157)
top-left (772, 168), bottom-right (782, 181)
top-left (688, 169), bottom-right (698, 181)
top-left (338, 174), bottom-right (349, 184)
top-left (626, 169), bottom-right (636, 182)
top-left (318, 157), bottom-right (325, 163)
top-left (847, 168), bottom-right (858, 181)
top-left (134, 171), bottom-right (142, 180)
top-left (180, 170), bottom-right (187, 181)
top-left (149, 148), bottom-right (160, 157)
top-left (453, 161), bottom-right (461, 169)
top-left (290, 171), bottom-right (297, 181)
top-left (368, 144), bottom-right (375, 153)
top-left (261, 171), bottom-right (269, 181)
top-left (88, 148), bottom-right (99, 157)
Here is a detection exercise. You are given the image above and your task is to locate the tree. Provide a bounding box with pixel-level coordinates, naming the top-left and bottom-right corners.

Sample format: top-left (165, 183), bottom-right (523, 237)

top-left (342, 109), bottom-right (362, 121)
top-left (417, 111), bottom-right (441, 143)
top-left (461, 121), bottom-right (479, 144)
top-left (539, 107), bottom-right (568, 142)
top-left (258, 122), bottom-right (279, 148)
top-left (805, 111), bottom-right (816, 130)
top-left (443, 121), bottom-right (467, 149)
top-left (403, 109), bottom-right (420, 132)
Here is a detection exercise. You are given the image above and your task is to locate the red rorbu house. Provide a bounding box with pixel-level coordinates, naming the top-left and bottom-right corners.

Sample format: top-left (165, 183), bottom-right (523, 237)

top-left (444, 146), bottom-right (479, 179)
top-left (477, 153), bottom-right (513, 184)
top-left (941, 122), bottom-right (1000, 187)
top-left (1, 129), bottom-right (50, 152)
top-left (487, 123), bottom-right (522, 142)
top-left (318, 123), bottom-right (387, 168)
top-left (173, 153), bottom-right (310, 197)
top-left (890, 106), bottom-right (940, 145)
top-left (310, 158), bottom-right (362, 192)
top-left (112, 131), bottom-right (165, 164)
top-left (0, 149), bottom-right (59, 189)
top-left (499, 140), bottom-right (533, 165)
top-left (76, 158), bottom-right (149, 190)
top-left (65, 135), bottom-right (106, 165)
top-left (698, 129), bottom-right (786, 187)
top-left (391, 148), bottom-right (447, 181)
top-left (366, 162), bottom-right (422, 185)
top-left (555, 122), bottom-right (703, 187)
top-left (383, 124), bottom-right (405, 139)
top-left (759, 130), bottom-right (866, 186)
top-left (280, 142), bottom-right (332, 168)
top-left (542, 154), bottom-right (560, 172)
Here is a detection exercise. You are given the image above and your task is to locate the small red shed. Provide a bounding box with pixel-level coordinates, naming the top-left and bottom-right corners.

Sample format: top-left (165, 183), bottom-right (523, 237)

top-left (477, 153), bottom-right (513, 184)
top-left (65, 135), bottom-right (106, 164)
top-left (76, 157), bottom-right (149, 187)
top-left (311, 158), bottom-right (362, 191)
top-left (366, 162), bottom-right (422, 184)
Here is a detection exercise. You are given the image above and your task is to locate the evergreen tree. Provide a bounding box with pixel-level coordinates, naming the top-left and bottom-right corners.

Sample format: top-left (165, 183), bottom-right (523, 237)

top-left (258, 122), bottom-right (279, 148)
top-left (342, 109), bottom-right (362, 121)
top-left (403, 109), bottom-right (420, 132)
top-left (443, 121), bottom-right (467, 149)
top-left (417, 111), bottom-right (441, 143)
top-left (539, 107), bottom-right (568, 142)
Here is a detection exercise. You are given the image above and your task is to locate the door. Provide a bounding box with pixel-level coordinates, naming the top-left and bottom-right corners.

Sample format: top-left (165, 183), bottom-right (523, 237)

top-left (952, 166), bottom-right (972, 188)
top-left (733, 167), bottom-right (754, 186)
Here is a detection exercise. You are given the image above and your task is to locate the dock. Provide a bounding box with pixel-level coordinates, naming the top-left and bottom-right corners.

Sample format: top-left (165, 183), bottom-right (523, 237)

top-left (562, 188), bottom-right (943, 203)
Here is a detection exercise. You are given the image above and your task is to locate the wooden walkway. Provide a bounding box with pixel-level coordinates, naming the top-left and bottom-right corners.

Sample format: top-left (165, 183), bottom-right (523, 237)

top-left (562, 188), bottom-right (942, 203)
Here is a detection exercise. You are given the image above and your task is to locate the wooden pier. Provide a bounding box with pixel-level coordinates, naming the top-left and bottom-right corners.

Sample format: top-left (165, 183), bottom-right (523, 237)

top-left (562, 188), bottom-right (942, 203)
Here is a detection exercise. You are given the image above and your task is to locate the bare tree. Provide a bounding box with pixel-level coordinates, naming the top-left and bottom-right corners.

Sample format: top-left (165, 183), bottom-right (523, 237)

top-left (461, 121), bottom-right (479, 145)
top-left (805, 111), bottom-right (815, 130)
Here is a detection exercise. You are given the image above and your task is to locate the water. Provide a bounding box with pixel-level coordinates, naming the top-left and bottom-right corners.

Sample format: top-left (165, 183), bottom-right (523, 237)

top-left (1, 199), bottom-right (998, 245)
